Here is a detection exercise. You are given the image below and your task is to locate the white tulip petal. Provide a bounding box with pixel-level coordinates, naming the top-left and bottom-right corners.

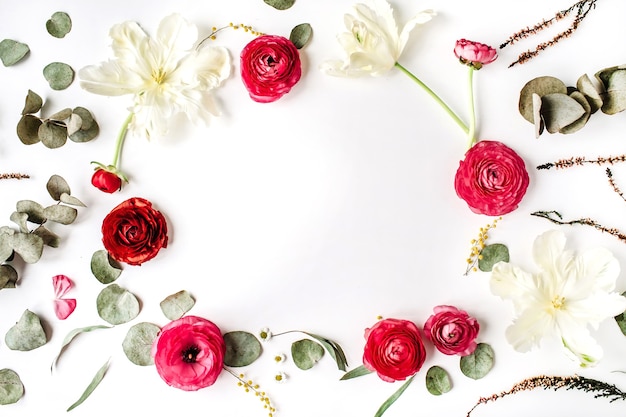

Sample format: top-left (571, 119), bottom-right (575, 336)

top-left (556, 312), bottom-right (604, 366)
top-left (505, 307), bottom-right (554, 352)
top-left (532, 229), bottom-right (566, 272)
top-left (397, 10), bottom-right (436, 54)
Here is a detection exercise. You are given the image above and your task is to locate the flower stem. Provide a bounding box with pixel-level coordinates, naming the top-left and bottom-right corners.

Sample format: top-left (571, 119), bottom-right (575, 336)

top-left (111, 112), bottom-right (133, 169)
top-left (395, 62), bottom-right (469, 136)
top-left (466, 66), bottom-right (477, 149)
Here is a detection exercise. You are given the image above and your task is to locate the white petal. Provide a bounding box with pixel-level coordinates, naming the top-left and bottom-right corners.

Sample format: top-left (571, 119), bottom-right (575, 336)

top-left (78, 61), bottom-right (145, 96)
top-left (576, 247), bottom-right (620, 292)
top-left (565, 292), bottom-right (626, 329)
top-left (156, 14), bottom-right (198, 58)
top-left (397, 10), bottom-right (436, 55)
top-left (490, 261), bottom-right (536, 308)
top-left (192, 45), bottom-right (231, 89)
top-left (532, 229), bottom-right (567, 272)
top-left (555, 312), bottom-right (604, 366)
top-left (505, 307), bottom-right (554, 352)
top-left (109, 20), bottom-right (148, 64)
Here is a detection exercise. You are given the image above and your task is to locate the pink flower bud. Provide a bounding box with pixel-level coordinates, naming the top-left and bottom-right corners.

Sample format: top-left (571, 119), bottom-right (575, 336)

top-left (91, 168), bottom-right (122, 193)
top-left (454, 39), bottom-right (497, 69)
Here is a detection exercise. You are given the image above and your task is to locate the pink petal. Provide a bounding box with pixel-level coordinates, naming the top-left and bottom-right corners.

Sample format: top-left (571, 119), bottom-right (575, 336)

top-left (52, 275), bottom-right (73, 298)
top-left (54, 299), bottom-right (77, 320)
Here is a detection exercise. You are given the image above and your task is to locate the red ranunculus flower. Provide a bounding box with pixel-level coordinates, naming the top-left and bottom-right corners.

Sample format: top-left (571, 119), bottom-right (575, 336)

top-left (101, 197), bottom-right (168, 265)
top-left (240, 35), bottom-right (302, 103)
top-left (363, 318), bottom-right (426, 382)
top-left (454, 39), bottom-right (497, 70)
top-left (454, 140), bottom-right (530, 216)
top-left (152, 316), bottom-right (225, 391)
top-left (423, 305), bottom-right (480, 356)
top-left (91, 168), bottom-right (122, 193)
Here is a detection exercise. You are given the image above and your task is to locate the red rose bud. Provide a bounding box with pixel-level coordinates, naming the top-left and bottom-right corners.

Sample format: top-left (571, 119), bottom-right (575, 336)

top-left (240, 35), bottom-right (302, 103)
top-left (454, 39), bottom-right (497, 69)
top-left (92, 168), bottom-right (122, 193)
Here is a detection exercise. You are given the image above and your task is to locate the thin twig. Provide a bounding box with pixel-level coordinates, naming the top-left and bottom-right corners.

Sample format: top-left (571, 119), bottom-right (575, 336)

top-left (531, 210), bottom-right (626, 243)
top-left (537, 155), bottom-right (626, 170)
top-left (0, 173), bottom-right (30, 180)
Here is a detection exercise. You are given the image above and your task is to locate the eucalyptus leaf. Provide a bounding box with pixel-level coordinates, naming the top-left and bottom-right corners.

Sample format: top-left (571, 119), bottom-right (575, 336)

top-left (33, 225), bottom-right (60, 248)
top-left (16, 114), bottom-right (42, 145)
top-left (289, 23), bottom-right (312, 49)
top-left (599, 68), bottom-right (626, 115)
top-left (69, 107), bottom-right (99, 143)
top-left (374, 375), bottom-right (415, 417)
top-left (46, 174), bottom-right (71, 201)
top-left (340, 364), bottom-right (373, 380)
top-left (5, 309), bottom-right (47, 351)
top-left (576, 73), bottom-right (602, 114)
top-left (48, 108), bottom-right (72, 122)
top-left (292, 339), bottom-right (324, 370)
top-left (96, 284), bottom-right (140, 325)
top-left (21, 90), bottom-right (43, 115)
top-left (43, 62), bottom-right (74, 90)
top-left (122, 322), bottom-right (160, 366)
top-left (519, 76), bottom-right (568, 123)
top-left (0, 369), bottom-right (24, 405)
top-left (9, 233), bottom-right (44, 263)
top-left (478, 243), bottom-right (510, 272)
top-left (539, 93), bottom-right (586, 134)
top-left (0, 39), bottom-right (29, 66)
top-left (425, 366), bottom-right (452, 395)
top-left (46, 12), bottom-right (72, 38)
top-left (460, 343), bottom-right (494, 380)
top-left (559, 90), bottom-right (592, 134)
top-left (263, 0), bottom-right (295, 10)
top-left (51, 325), bottom-right (112, 371)
top-left (302, 331), bottom-right (348, 371)
top-left (16, 199), bottom-right (46, 224)
top-left (0, 265), bottom-right (18, 290)
top-left (60, 192), bottom-right (86, 207)
top-left (43, 204), bottom-right (77, 225)
top-left (615, 293), bottom-right (626, 336)
top-left (0, 233), bottom-right (12, 263)
top-left (160, 290), bottom-right (195, 320)
top-left (38, 121), bottom-right (67, 148)
top-left (9, 211), bottom-right (29, 233)
top-left (223, 331), bottom-right (262, 367)
top-left (90, 250), bottom-right (122, 284)
top-left (65, 113), bottom-right (82, 136)
top-left (66, 359), bottom-right (109, 412)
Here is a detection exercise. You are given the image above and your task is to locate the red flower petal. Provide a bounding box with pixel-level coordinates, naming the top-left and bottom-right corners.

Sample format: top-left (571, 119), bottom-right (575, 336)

top-left (52, 274), bottom-right (73, 298)
top-left (54, 298), bottom-right (77, 320)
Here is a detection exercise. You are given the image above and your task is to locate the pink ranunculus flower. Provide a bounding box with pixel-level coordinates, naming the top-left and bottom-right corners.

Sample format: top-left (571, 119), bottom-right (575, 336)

top-left (454, 39), bottom-right (497, 70)
top-left (152, 316), bottom-right (225, 391)
top-left (423, 305), bottom-right (480, 356)
top-left (363, 318), bottom-right (427, 382)
top-left (240, 35), bottom-right (302, 103)
top-left (454, 140), bottom-right (530, 216)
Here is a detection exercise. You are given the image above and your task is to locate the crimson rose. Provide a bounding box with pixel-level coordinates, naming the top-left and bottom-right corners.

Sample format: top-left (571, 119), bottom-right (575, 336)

top-left (423, 305), bottom-right (479, 356)
top-left (91, 168), bottom-right (122, 193)
top-left (152, 316), bottom-right (225, 391)
top-left (363, 318), bottom-right (426, 382)
top-left (101, 197), bottom-right (168, 265)
top-left (240, 35), bottom-right (302, 103)
top-left (454, 140), bottom-right (529, 216)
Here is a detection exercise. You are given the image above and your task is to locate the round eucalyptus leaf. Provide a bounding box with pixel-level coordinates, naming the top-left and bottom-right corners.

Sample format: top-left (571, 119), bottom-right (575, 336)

top-left (478, 243), bottom-right (510, 272)
top-left (291, 339), bottom-right (324, 370)
top-left (90, 250), bottom-right (122, 284)
top-left (43, 62), bottom-right (74, 90)
top-left (0, 233), bottom-right (14, 263)
top-left (223, 331), bottom-right (262, 367)
top-left (0, 39), bottom-right (29, 66)
top-left (559, 90), bottom-right (591, 134)
top-left (0, 369), bottom-right (24, 405)
top-left (48, 108), bottom-right (72, 122)
top-left (38, 121), bottom-right (67, 148)
top-left (9, 233), bottom-right (44, 264)
top-left (16, 114), bottom-right (42, 145)
top-left (21, 90), bottom-right (43, 115)
top-left (16, 199), bottom-right (46, 224)
top-left (122, 322), bottom-right (160, 366)
top-left (0, 265), bottom-right (18, 290)
top-left (600, 69), bottom-right (626, 114)
top-left (160, 290), bottom-right (195, 320)
top-left (69, 107), bottom-right (99, 143)
top-left (46, 175), bottom-right (71, 200)
top-left (460, 343), bottom-right (494, 380)
top-left (9, 211), bottom-right (29, 233)
top-left (5, 309), bottom-right (47, 351)
top-left (263, 0), bottom-right (295, 10)
top-left (519, 76), bottom-right (567, 123)
top-left (540, 93), bottom-right (586, 134)
top-left (65, 113), bottom-right (82, 136)
top-left (60, 192), bottom-right (86, 207)
top-left (43, 204), bottom-right (77, 225)
top-left (576, 74), bottom-right (602, 114)
top-left (96, 284), bottom-right (140, 325)
top-left (46, 12), bottom-right (72, 38)
top-left (425, 366), bottom-right (452, 395)
top-left (72, 107), bottom-right (94, 130)
top-left (289, 23), bottom-right (312, 49)
top-left (33, 225), bottom-right (60, 248)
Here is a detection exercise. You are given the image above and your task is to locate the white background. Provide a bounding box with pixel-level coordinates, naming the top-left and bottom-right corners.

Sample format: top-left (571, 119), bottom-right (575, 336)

top-left (2, 0), bottom-right (626, 416)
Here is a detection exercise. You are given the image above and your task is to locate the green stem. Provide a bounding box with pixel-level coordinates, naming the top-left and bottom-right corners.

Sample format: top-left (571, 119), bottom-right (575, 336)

top-left (395, 62), bottom-right (469, 136)
top-left (467, 66), bottom-right (477, 149)
top-left (111, 112), bottom-right (133, 168)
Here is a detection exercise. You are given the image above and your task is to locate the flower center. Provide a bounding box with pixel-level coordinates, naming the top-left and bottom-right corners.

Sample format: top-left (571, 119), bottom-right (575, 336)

top-left (181, 345), bottom-right (201, 363)
top-left (152, 67), bottom-right (167, 84)
top-left (551, 295), bottom-right (565, 310)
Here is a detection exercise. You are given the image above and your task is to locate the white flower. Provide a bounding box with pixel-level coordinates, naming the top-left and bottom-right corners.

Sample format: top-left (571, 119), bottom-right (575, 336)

top-left (79, 13), bottom-right (231, 139)
top-left (274, 372), bottom-right (287, 383)
top-left (491, 230), bottom-right (626, 367)
top-left (320, 0), bottom-right (435, 77)
top-left (259, 327), bottom-right (272, 342)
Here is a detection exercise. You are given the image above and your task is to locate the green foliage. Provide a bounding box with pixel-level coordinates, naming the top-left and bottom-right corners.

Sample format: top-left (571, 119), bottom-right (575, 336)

top-left (0, 39), bottom-right (29, 66)
top-left (66, 359), bottom-right (110, 412)
top-left (478, 243), bottom-right (510, 272)
top-left (374, 375), bottom-right (415, 417)
top-left (289, 23), bottom-right (312, 49)
top-left (340, 364), bottom-right (373, 380)
top-left (160, 290), bottom-right (195, 320)
top-left (263, 0), bottom-right (295, 10)
top-left (301, 331), bottom-right (348, 371)
top-left (51, 325), bottom-right (112, 371)
top-left (425, 366), bottom-right (452, 395)
top-left (460, 343), bottom-right (494, 380)
top-left (0, 369), bottom-right (24, 405)
top-left (43, 62), bottom-right (74, 90)
top-left (291, 339), bottom-right (324, 370)
top-left (96, 284), bottom-right (140, 325)
top-left (122, 322), bottom-right (161, 366)
top-left (615, 292), bottom-right (626, 336)
top-left (5, 309), bottom-right (47, 351)
top-left (90, 250), bottom-right (122, 284)
top-left (46, 12), bottom-right (72, 38)
top-left (223, 331), bottom-right (262, 367)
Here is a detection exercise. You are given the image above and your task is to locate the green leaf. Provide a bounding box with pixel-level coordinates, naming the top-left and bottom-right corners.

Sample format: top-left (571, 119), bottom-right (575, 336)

top-left (460, 343), bottom-right (494, 380)
top-left (60, 192), bottom-right (86, 207)
top-left (16, 115), bottom-right (42, 145)
top-left (122, 322), bottom-right (160, 366)
top-left (599, 67), bottom-right (626, 115)
top-left (66, 359), bottom-right (109, 412)
top-left (43, 62), bottom-right (74, 90)
top-left (46, 12), bottom-right (72, 38)
top-left (559, 90), bottom-right (591, 134)
top-left (425, 366), bottom-right (452, 395)
top-left (0, 265), bottom-right (18, 290)
top-left (90, 250), bottom-right (122, 284)
top-left (43, 204), bottom-right (77, 225)
top-left (302, 331), bottom-right (348, 371)
top-left (374, 375), bottom-right (415, 417)
top-left (51, 325), bottom-right (112, 371)
top-left (478, 243), bottom-right (510, 272)
top-left (9, 211), bottom-right (29, 233)
top-left (10, 232), bottom-right (44, 263)
top-left (539, 93), bottom-right (586, 134)
top-left (576, 73), bottom-right (602, 114)
top-left (38, 120), bottom-right (67, 148)
top-left (33, 225), bottom-right (60, 248)
top-left (47, 174), bottom-right (71, 201)
top-left (0, 369), bottom-right (24, 405)
top-left (49, 108), bottom-right (72, 121)
top-left (340, 364), bottom-right (373, 380)
top-left (289, 23), bottom-right (312, 49)
top-left (16, 199), bottom-right (46, 224)
top-left (223, 331), bottom-right (263, 367)
top-left (68, 107), bottom-right (99, 143)
top-left (519, 76), bottom-right (568, 123)
top-left (21, 90), bottom-right (43, 115)
top-left (160, 290), bottom-right (195, 320)
top-left (0, 39), bottom-right (29, 66)
top-left (263, 0), bottom-right (295, 10)
top-left (96, 284), bottom-right (140, 325)
top-left (292, 339), bottom-right (324, 370)
top-left (5, 309), bottom-right (47, 351)
top-left (614, 293), bottom-right (626, 336)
